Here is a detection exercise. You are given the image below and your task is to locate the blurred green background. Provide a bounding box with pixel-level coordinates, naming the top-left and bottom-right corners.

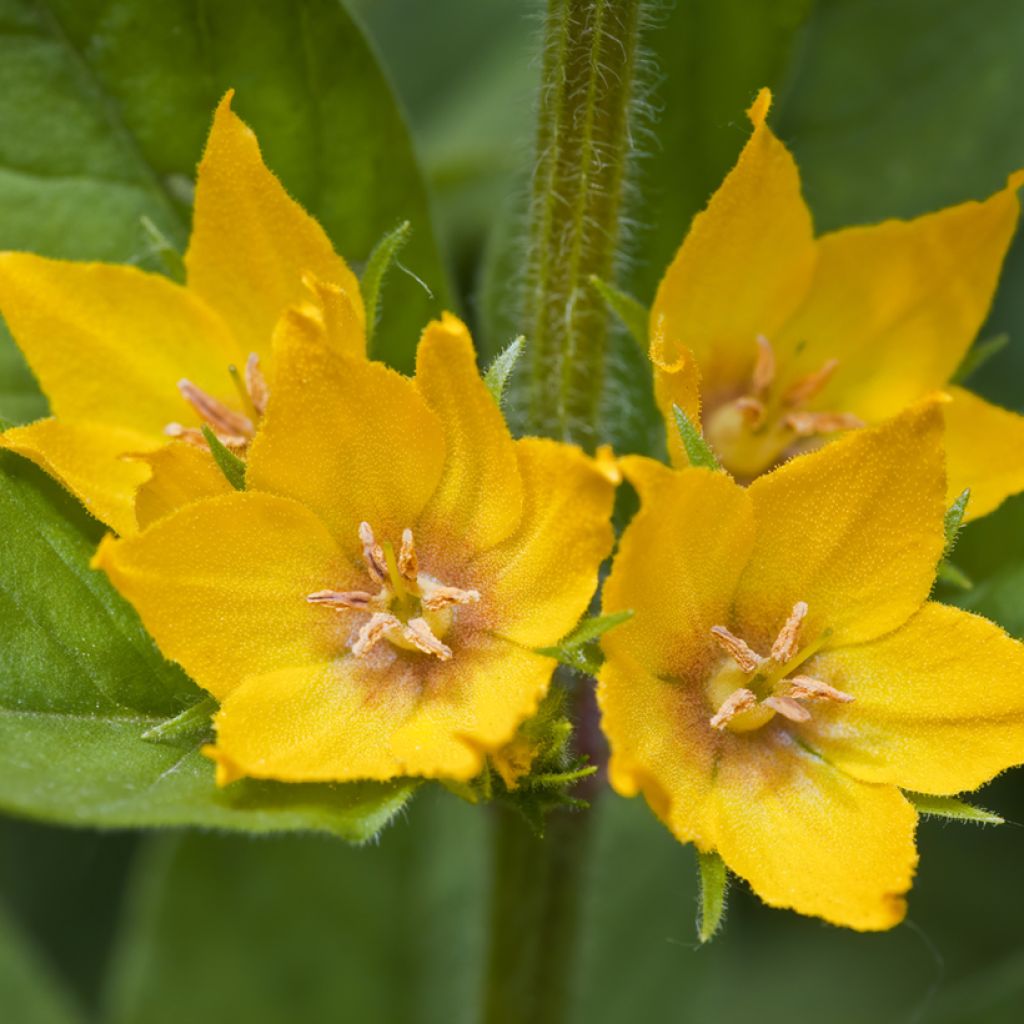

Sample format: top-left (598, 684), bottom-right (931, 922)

top-left (3, 0), bottom-right (1024, 1021)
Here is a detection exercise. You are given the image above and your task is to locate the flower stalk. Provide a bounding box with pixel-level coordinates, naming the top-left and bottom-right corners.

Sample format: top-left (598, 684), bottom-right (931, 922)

top-left (523, 0), bottom-right (644, 449)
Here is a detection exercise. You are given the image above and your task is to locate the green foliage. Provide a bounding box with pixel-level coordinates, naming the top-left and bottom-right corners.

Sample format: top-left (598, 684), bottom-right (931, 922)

top-left (588, 275), bottom-right (649, 350)
top-left (673, 405), bottom-right (722, 471)
top-left (537, 611), bottom-right (634, 677)
top-left (953, 334), bottom-right (1010, 385)
top-left (907, 793), bottom-right (1003, 825)
top-left (944, 489), bottom-right (971, 558)
top-left (141, 695), bottom-right (218, 748)
top-left (0, 450), bottom-right (411, 840)
top-left (360, 220), bottom-right (412, 352)
top-left (483, 336), bottom-right (525, 407)
top-left (199, 427), bottom-right (246, 491)
top-left (696, 850), bottom-right (729, 943)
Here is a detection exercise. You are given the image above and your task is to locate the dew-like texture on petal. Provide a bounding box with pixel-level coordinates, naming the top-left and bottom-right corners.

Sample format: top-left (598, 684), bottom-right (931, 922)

top-left (735, 402), bottom-right (946, 649)
top-left (604, 457), bottom-right (754, 677)
top-left (185, 92), bottom-right (364, 358)
top-left (472, 438), bottom-right (615, 648)
top-left (597, 652), bottom-right (716, 845)
top-left (247, 307), bottom-right (445, 552)
top-left (711, 734), bottom-right (918, 931)
top-left (94, 492), bottom-right (350, 701)
top-left (0, 253), bottom-right (242, 434)
top-left (209, 636), bottom-right (556, 783)
top-left (778, 171), bottom-right (1023, 422)
top-left (650, 88), bottom-right (815, 401)
top-left (942, 385), bottom-right (1024, 522)
top-left (415, 315), bottom-right (524, 555)
top-left (806, 602), bottom-right (1024, 795)
top-left (0, 418), bottom-right (157, 536)
top-left (132, 441), bottom-right (233, 531)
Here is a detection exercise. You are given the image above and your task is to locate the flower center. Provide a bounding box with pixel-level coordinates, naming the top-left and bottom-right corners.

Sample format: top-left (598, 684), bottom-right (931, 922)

top-left (307, 522), bottom-right (480, 662)
top-left (705, 601), bottom-right (852, 733)
top-left (704, 335), bottom-right (863, 479)
top-left (164, 353), bottom-right (268, 454)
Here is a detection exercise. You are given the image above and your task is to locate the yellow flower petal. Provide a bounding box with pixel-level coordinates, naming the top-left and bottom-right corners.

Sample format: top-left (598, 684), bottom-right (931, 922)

top-left (807, 602), bottom-right (1024, 795)
top-left (942, 385), bottom-right (1024, 522)
top-left (0, 418), bottom-right (156, 535)
top-left (415, 314), bottom-right (524, 553)
top-left (0, 253), bottom-right (242, 435)
top-left (779, 170), bottom-right (1024, 422)
top-left (185, 92), bottom-right (364, 357)
top-left (209, 637), bottom-right (556, 783)
top-left (649, 333), bottom-right (703, 468)
top-left (650, 88), bottom-right (815, 399)
top-left (132, 441), bottom-right (233, 531)
top-left (736, 401), bottom-right (946, 648)
top-left (711, 736), bottom-right (918, 931)
top-left (472, 438), bottom-right (615, 648)
top-left (94, 492), bottom-right (349, 700)
top-left (597, 651), bottom-right (716, 842)
top-left (247, 303), bottom-right (445, 549)
top-left (603, 457), bottom-right (754, 676)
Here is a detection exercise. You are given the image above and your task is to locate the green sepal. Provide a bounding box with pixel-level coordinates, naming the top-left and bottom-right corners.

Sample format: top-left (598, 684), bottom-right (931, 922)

top-left (907, 792), bottom-right (1003, 825)
top-left (696, 849), bottom-right (729, 943)
top-left (360, 220), bottom-right (412, 350)
top-left (200, 426), bottom-right (246, 491)
top-left (937, 560), bottom-right (973, 590)
top-left (672, 404), bottom-right (722, 471)
top-left (140, 215), bottom-right (185, 283)
top-left (952, 333), bottom-right (1009, 385)
top-left (142, 694), bottom-right (219, 748)
top-left (588, 274), bottom-right (649, 349)
top-left (536, 610), bottom-right (634, 676)
top-left (943, 488), bottom-right (971, 558)
top-left (484, 336), bottom-right (525, 406)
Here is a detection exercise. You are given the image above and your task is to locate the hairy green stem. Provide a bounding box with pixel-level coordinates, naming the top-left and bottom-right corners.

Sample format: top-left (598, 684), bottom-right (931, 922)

top-left (523, 0), bottom-right (644, 449)
top-left (482, 804), bottom-right (592, 1024)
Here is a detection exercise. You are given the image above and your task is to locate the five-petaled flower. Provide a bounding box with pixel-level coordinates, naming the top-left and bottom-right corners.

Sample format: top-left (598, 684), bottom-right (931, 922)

top-left (652, 88), bottom-right (1024, 522)
top-left (95, 307), bottom-right (615, 785)
top-left (597, 400), bottom-right (1024, 930)
top-left (0, 91), bottom-right (363, 536)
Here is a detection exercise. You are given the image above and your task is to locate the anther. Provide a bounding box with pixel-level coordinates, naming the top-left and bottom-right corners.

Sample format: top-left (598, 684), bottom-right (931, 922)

top-left (422, 584), bottom-right (481, 611)
top-left (177, 379), bottom-right (254, 439)
top-left (352, 612), bottom-right (401, 657)
top-left (770, 601), bottom-right (808, 663)
top-left (783, 358), bottom-right (839, 406)
top-left (245, 353), bottom-right (268, 417)
top-left (734, 396), bottom-right (766, 427)
top-left (710, 626), bottom-right (763, 673)
top-left (358, 522), bottom-right (388, 583)
top-left (786, 675), bottom-right (854, 703)
top-left (785, 410), bottom-right (864, 438)
top-left (763, 695), bottom-right (811, 723)
top-left (401, 618), bottom-right (452, 661)
top-left (710, 688), bottom-right (758, 730)
top-left (752, 334), bottom-right (776, 395)
top-left (307, 590), bottom-right (375, 610)
top-left (398, 528), bottom-right (418, 581)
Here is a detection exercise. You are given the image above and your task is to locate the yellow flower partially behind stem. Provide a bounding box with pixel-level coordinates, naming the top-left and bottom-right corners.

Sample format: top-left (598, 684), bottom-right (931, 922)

top-left (94, 310), bottom-right (616, 786)
top-left (597, 400), bottom-right (1024, 930)
top-left (652, 87), bottom-right (1024, 520)
top-left (0, 91), bottom-right (364, 536)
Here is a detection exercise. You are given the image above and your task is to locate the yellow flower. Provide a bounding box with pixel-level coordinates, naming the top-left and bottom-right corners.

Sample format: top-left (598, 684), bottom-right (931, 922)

top-left (652, 88), bottom-right (1024, 521)
top-left (0, 92), bottom-right (363, 536)
top-left (597, 401), bottom-right (1024, 930)
top-left (95, 309), bottom-right (615, 785)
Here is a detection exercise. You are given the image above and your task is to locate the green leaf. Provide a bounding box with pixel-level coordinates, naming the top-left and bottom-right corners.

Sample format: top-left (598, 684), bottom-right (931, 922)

top-left (360, 219), bottom-right (412, 351)
top-left (199, 427), bottom-right (246, 491)
top-left (952, 333), bottom-right (1010, 385)
top-left (936, 560), bottom-right (973, 591)
top-left (0, 450), bottom-right (411, 840)
top-left (673, 404), bottom-right (722, 470)
top-left (558, 610), bottom-right (634, 648)
top-left (588, 275), bottom-right (649, 349)
top-left (103, 791), bottom-right (487, 1024)
top-left (141, 695), bottom-right (219, 748)
top-left (535, 611), bottom-right (633, 677)
top-left (695, 849), bottom-right (729, 944)
top-left (907, 792), bottom-right (1003, 825)
top-left (943, 488), bottom-right (971, 558)
top-left (139, 216), bottom-right (185, 284)
top-left (483, 336), bottom-right (525, 406)
top-left (0, 0), bottom-right (451, 423)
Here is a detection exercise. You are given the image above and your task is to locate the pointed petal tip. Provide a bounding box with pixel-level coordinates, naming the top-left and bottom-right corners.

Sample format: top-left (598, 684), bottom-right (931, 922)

top-left (746, 87), bottom-right (773, 127)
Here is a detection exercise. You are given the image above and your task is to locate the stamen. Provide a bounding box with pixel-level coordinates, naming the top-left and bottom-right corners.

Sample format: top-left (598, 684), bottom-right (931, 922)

top-left (783, 358), bottom-right (839, 406)
top-left (734, 396), bottom-right (766, 427)
top-left (422, 585), bottom-right (481, 611)
top-left (398, 528), bottom-right (418, 581)
top-left (770, 601), bottom-right (808, 663)
top-left (163, 423), bottom-right (207, 447)
top-left (786, 675), bottom-right (854, 703)
top-left (228, 364), bottom-right (260, 423)
top-left (402, 617), bottom-right (452, 660)
top-left (710, 626), bottom-right (763, 673)
top-left (306, 590), bottom-right (375, 610)
top-left (785, 410), bottom-right (864, 438)
top-left (245, 353), bottom-right (268, 416)
top-left (352, 612), bottom-right (401, 657)
top-left (710, 688), bottom-right (758, 730)
top-left (177, 379), bottom-right (254, 438)
top-left (358, 522), bottom-right (388, 583)
top-left (752, 334), bottom-right (776, 395)
top-left (763, 695), bottom-right (811, 723)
